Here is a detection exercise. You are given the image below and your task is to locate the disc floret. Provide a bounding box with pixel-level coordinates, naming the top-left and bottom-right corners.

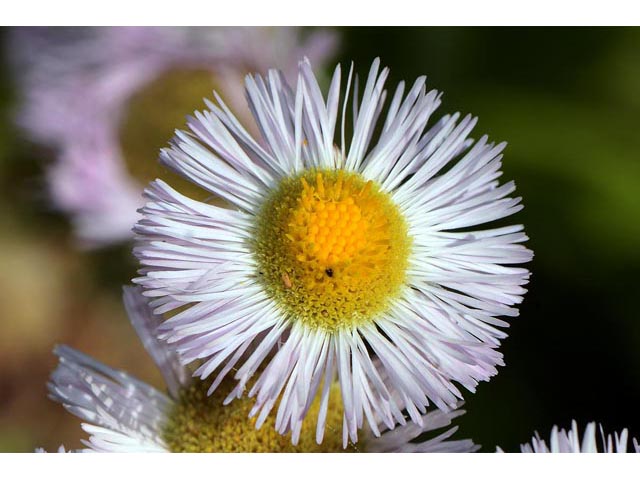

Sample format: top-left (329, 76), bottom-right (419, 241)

top-left (163, 379), bottom-right (351, 452)
top-left (254, 169), bottom-right (411, 332)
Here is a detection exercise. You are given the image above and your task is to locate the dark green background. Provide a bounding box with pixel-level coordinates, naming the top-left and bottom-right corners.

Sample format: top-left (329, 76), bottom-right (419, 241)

top-left (338, 27), bottom-right (640, 451)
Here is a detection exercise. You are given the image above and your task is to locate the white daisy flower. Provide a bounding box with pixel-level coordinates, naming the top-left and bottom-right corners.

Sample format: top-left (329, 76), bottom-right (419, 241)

top-left (498, 420), bottom-right (640, 453)
top-left (9, 27), bottom-right (337, 247)
top-left (134, 58), bottom-right (532, 445)
top-left (47, 286), bottom-right (477, 453)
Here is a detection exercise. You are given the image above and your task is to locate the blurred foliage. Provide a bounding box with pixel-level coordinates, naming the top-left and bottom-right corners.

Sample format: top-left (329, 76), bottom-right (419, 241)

top-left (0, 27), bottom-right (639, 452)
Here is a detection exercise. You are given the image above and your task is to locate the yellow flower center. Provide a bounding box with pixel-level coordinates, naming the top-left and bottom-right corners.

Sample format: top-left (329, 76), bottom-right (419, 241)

top-left (254, 169), bottom-right (411, 332)
top-left (163, 379), bottom-right (356, 452)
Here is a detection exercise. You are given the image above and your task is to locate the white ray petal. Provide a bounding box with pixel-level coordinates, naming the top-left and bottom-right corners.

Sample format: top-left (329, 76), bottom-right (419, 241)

top-left (49, 345), bottom-right (170, 453)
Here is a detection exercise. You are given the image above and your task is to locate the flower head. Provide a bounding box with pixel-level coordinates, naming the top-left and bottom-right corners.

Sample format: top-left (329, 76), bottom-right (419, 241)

top-left (46, 287), bottom-right (477, 453)
top-left (9, 27), bottom-right (338, 247)
top-left (134, 58), bottom-right (532, 445)
top-left (498, 420), bottom-right (640, 453)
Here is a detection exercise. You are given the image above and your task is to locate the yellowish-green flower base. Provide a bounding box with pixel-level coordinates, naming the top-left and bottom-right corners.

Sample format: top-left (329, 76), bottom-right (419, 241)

top-left (163, 379), bottom-right (355, 452)
top-left (254, 169), bottom-right (411, 332)
top-left (119, 68), bottom-right (228, 205)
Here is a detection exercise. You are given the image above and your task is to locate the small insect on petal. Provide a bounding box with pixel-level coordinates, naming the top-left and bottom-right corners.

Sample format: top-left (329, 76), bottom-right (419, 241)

top-left (282, 273), bottom-right (292, 289)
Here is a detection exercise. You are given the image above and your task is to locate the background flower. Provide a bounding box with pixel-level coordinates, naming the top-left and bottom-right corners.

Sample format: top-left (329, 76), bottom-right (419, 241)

top-left (48, 287), bottom-right (478, 453)
top-left (497, 420), bottom-right (639, 453)
top-left (9, 27), bottom-right (338, 247)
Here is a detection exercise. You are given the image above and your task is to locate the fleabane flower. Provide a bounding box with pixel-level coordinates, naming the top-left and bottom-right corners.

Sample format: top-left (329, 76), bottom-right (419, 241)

top-left (46, 286), bottom-right (477, 453)
top-left (134, 58), bottom-right (532, 445)
top-left (498, 420), bottom-right (640, 453)
top-left (9, 27), bottom-right (337, 247)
